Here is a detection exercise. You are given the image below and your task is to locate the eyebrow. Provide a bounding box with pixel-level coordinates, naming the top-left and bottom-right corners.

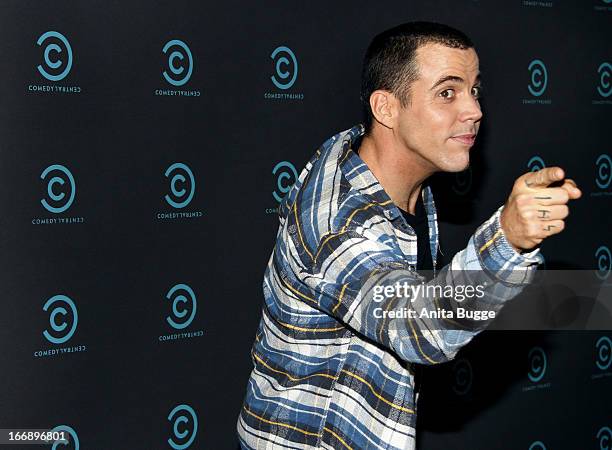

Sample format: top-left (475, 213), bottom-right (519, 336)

top-left (430, 73), bottom-right (481, 91)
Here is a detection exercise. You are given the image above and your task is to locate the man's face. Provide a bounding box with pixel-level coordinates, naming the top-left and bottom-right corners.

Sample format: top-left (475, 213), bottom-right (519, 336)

top-left (394, 43), bottom-right (482, 173)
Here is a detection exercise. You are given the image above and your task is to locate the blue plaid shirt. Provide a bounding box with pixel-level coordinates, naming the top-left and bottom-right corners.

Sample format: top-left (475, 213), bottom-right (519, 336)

top-left (238, 125), bottom-right (542, 449)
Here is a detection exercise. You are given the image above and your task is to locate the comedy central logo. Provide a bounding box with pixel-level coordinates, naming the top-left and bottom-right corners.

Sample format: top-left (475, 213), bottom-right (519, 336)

top-left (40, 164), bottom-right (75, 213)
top-left (595, 246), bottom-right (611, 280)
top-left (33, 164), bottom-right (83, 225)
top-left (37, 31), bottom-right (72, 81)
top-left (159, 284), bottom-right (203, 343)
top-left (527, 346), bottom-right (547, 383)
top-left (595, 0), bottom-right (612, 11)
top-left (527, 156), bottom-right (546, 172)
top-left (272, 161), bottom-right (298, 203)
top-left (34, 295), bottom-right (86, 358)
top-left (43, 294), bottom-right (78, 344)
top-left (50, 424), bottom-right (79, 449)
top-left (598, 62), bottom-right (611, 98)
top-left (595, 154), bottom-right (611, 191)
top-left (528, 60), bottom-right (547, 96)
top-left (28, 31), bottom-right (81, 94)
top-left (593, 62), bottom-right (612, 103)
top-left (264, 45), bottom-right (303, 100)
top-left (155, 39), bottom-right (200, 97)
top-left (522, 0), bottom-right (553, 7)
top-left (165, 283), bottom-right (197, 330)
top-left (265, 161), bottom-right (297, 214)
top-left (452, 166), bottom-right (472, 196)
top-left (523, 59), bottom-right (551, 105)
top-left (271, 46), bottom-right (298, 90)
top-left (597, 426), bottom-right (612, 450)
top-left (165, 163), bottom-right (195, 209)
top-left (157, 162), bottom-right (203, 221)
top-left (595, 336), bottom-right (612, 371)
top-left (163, 40), bottom-right (193, 86)
top-left (167, 404), bottom-right (198, 449)
top-left (451, 358), bottom-right (473, 396)
top-left (528, 441), bottom-right (547, 450)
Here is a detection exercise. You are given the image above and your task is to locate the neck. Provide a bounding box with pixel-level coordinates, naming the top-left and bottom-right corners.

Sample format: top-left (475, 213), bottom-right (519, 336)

top-left (357, 126), bottom-right (435, 215)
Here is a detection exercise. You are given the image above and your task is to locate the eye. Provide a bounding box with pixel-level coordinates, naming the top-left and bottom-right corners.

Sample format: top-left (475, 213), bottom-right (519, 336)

top-left (440, 88), bottom-right (455, 99)
top-left (471, 86), bottom-right (482, 99)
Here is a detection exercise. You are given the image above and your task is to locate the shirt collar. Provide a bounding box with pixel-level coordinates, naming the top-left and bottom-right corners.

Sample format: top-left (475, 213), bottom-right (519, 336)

top-left (337, 124), bottom-right (437, 222)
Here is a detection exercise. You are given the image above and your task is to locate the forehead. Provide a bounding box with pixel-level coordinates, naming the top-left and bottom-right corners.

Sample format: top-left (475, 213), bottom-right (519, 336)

top-left (414, 43), bottom-right (479, 82)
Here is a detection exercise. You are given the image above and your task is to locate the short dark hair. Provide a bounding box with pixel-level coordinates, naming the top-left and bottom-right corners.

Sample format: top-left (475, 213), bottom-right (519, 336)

top-left (360, 22), bottom-right (474, 133)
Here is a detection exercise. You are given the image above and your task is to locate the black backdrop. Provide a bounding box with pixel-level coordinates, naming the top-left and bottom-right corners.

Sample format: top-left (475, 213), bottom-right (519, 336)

top-left (0, 1), bottom-right (611, 449)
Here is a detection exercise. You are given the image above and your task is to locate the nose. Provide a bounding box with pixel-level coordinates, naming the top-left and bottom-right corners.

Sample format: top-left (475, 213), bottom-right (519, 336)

top-left (459, 95), bottom-right (483, 124)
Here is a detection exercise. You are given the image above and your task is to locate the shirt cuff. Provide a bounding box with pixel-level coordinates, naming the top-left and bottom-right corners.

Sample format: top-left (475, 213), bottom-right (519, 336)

top-left (473, 205), bottom-right (544, 284)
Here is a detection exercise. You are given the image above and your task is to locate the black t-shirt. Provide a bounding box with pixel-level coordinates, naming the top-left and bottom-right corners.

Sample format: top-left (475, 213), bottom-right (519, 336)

top-left (399, 196), bottom-right (434, 271)
top-left (353, 135), bottom-right (434, 271)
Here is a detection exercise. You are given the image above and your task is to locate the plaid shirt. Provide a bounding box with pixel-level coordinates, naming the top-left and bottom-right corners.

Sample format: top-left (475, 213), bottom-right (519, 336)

top-left (238, 125), bottom-right (542, 449)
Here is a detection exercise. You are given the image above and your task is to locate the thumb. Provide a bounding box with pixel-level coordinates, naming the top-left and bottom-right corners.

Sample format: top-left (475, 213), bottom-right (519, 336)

top-left (524, 166), bottom-right (564, 189)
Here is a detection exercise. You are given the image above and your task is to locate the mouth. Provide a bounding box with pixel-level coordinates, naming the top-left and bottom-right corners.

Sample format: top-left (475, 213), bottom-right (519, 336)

top-left (450, 133), bottom-right (476, 146)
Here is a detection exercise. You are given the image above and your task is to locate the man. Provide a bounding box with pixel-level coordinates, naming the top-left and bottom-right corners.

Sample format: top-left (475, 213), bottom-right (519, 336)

top-left (237, 22), bottom-right (581, 449)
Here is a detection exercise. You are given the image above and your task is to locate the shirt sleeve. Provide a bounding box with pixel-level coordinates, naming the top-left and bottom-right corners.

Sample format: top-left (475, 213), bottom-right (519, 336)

top-left (290, 206), bottom-right (543, 365)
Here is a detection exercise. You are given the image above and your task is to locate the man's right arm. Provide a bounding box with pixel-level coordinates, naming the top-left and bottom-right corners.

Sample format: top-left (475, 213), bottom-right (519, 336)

top-left (288, 205), bottom-right (539, 365)
top-left (285, 166), bottom-right (580, 365)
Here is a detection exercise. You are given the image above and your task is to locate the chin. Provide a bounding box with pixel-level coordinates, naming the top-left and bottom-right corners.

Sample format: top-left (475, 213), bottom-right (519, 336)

top-left (442, 141), bottom-right (473, 171)
top-left (439, 155), bottom-right (470, 173)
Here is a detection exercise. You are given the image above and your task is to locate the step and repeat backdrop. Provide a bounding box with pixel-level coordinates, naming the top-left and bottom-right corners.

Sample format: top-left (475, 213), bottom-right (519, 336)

top-left (0, 0), bottom-right (610, 449)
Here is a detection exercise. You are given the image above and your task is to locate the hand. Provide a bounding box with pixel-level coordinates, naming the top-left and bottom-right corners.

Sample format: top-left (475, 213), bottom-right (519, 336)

top-left (500, 167), bottom-right (581, 252)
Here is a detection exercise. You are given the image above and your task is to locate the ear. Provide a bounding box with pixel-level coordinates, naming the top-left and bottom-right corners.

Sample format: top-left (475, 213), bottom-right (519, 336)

top-left (369, 90), bottom-right (399, 129)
